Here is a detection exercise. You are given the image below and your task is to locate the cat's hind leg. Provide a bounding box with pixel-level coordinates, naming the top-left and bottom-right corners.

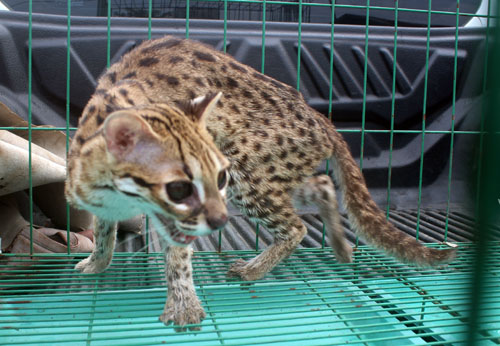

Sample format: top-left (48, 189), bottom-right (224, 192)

top-left (75, 217), bottom-right (117, 273)
top-left (227, 196), bottom-right (307, 281)
top-left (293, 174), bottom-right (352, 263)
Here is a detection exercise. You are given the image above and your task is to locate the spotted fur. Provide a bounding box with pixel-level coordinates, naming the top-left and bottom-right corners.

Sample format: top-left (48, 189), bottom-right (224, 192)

top-left (66, 36), bottom-right (456, 331)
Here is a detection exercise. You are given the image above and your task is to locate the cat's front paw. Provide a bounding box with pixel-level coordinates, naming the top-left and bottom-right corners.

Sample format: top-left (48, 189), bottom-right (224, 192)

top-left (159, 297), bottom-right (206, 332)
top-left (227, 258), bottom-right (263, 281)
top-left (74, 256), bottom-right (109, 274)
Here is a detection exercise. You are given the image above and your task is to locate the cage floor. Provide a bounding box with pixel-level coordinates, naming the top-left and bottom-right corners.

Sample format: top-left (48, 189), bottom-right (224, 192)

top-left (1, 244), bottom-right (499, 345)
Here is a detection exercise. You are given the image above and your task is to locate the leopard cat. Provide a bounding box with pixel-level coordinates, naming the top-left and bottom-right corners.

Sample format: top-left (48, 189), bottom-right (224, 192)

top-left (66, 35), bottom-right (456, 331)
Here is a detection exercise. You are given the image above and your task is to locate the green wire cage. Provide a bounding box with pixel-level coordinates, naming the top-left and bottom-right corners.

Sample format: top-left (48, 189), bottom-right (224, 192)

top-left (1, 0), bottom-right (499, 345)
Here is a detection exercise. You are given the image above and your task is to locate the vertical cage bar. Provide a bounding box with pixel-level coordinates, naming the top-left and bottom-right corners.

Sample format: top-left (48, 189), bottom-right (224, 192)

top-left (415, 0), bottom-right (433, 240)
top-left (261, 0), bottom-right (266, 74)
top-left (185, 0), bottom-right (190, 38)
top-left (323, 0), bottom-right (336, 249)
top-left (359, 0), bottom-right (370, 172)
top-left (474, 0), bottom-right (492, 218)
top-left (106, 0), bottom-right (111, 68)
top-left (28, 0), bottom-right (34, 256)
top-left (443, 0), bottom-right (461, 241)
top-left (467, 2), bottom-right (500, 341)
top-left (296, 0), bottom-right (303, 91)
top-left (145, 0), bottom-right (153, 253)
top-left (385, 0), bottom-right (398, 220)
top-left (66, 0), bottom-right (72, 255)
top-left (148, 0), bottom-right (152, 40)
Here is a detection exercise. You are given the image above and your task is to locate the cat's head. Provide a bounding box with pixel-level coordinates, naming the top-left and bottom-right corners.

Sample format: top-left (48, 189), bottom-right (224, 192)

top-left (102, 92), bottom-right (230, 246)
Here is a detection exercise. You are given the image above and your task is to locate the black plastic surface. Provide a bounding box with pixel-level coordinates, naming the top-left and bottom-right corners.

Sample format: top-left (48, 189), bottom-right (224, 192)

top-left (0, 12), bottom-right (485, 209)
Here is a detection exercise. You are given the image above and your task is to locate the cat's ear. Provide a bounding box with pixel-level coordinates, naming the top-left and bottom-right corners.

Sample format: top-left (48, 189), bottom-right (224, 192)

top-left (180, 92), bottom-right (222, 126)
top-left (103, 111), bottom-right (156, 160)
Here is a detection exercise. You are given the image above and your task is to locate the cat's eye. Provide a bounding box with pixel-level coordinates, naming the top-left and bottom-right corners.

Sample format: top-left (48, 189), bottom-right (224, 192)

top-left (217, 170), bottom-right (228, 190)
top-left (166, 181), bottom-right (193, 202)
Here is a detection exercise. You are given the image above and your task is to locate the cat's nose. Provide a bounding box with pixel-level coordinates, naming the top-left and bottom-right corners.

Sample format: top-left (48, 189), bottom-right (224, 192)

top-left (206, 213), bottom-right (228, 230)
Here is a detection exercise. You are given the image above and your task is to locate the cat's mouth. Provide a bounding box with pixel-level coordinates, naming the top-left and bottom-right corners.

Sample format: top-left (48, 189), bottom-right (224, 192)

top-left (170, 229), bottom-right (198, 245)
top-left (154, 214), bottom-right (198, 246)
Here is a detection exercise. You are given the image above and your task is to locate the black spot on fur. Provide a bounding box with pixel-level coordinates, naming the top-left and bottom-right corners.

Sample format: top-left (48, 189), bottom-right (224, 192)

top-left (271, 79), bottom-right (284, 89)
top-left (105, 105), bottom-right (115, 114)
top-left (299, 128), bottom-right (306, 137)
top-left (242, 90), bottom-right (252, 98)
top-left (279, 150), bottom-right (288, 159)
top-left (227, 77), bottom-right (239, 88)
top-left (263, 154), bottom-right (272, 162)
top-left (261, 91), bottom-right (277, 106)
top-left (88, 105), bottom-right (97, 114)
top-left (230, 104), bottom-right (241, 114)
top-left (194, 51), bottom-right (216, 62)
top-left (286, 162), bottom-right (294, 170)
top-left (155, 73), bottom-right (180, 86)
top-left (123, 71), bottom-right (137, 79)
top-left (307, 118), bottom-right (316, 127)
top-left (295, 112), bottom-right (304, 121)
top-left (96, 115), bottom-right (105, 126)
top-left (254, 143), bottom-right (262, 151)
top-left (76, 135), bottom-right (85, 145)
top-left (252, 72), bottom-right (268, 81)
top-left (107, 72), bottom-right (117, 84)
top-left (241, 137), bottom-right (248, 144)
top-left (230, 61), bottom-right (246, 73)
top-left (270, 175), bottom-right (292, 183)
top-left (142, 38), bottom-right (182, 53)
top-left (118, 88), bottom-right (128, 97)
top-left (138, 57), bottom-right (159, 67)
top-left (169, 56), bottom-right (184, 64)
top-left (221, 64), bottom-right (228, 73)
top-left (276, 135), bottom-right (284, 146)
top-left (195, 77), bottom-right (205, 87)
top-left (145, 79), bottom-right (154, 87)
top-left (263, 118), bottom-right (270, 126)
top-left (267, 166), bottom-right (276, 174)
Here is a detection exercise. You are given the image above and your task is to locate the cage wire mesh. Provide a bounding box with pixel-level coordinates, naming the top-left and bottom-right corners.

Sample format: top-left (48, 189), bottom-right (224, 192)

top-left (0, 0), bottom-right (499, 345)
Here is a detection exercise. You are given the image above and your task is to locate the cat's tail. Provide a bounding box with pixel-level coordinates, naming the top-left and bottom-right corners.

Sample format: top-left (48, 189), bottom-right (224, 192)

top-left (329, 131), bottom-right (456, 266)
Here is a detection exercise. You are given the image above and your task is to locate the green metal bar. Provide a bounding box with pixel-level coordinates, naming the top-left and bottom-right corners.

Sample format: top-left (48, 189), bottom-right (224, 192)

top-left (106, 0), bottom-right (111, 68)
top-left (323, 0), bottom-right (336, 249)
top-left (385, 0), bottom-right (399, 219)
top-left (28, 0), bottom-right (33, 256)
top-left (295, 0), bottom-right (302, 91)
top-left (474, 0), bottom-right (492, 223)
top-left (66, 0), bottom-right (72, 255)
top-left (223, 0), bottom-right (228, 53)
top-left (185, 0), bottom-right (190, 38)
top-left (261, 0), bottom-right (266, 74)
top-left (467, 1), bottom-right (500, 343)
top-left (415, 0), bottom-right (433, 240)
top-left (147, 0), bottom-right (152, 40)
top-left (359, 0), bottom-right (369, 172)
top-left (144, 0), bottom-right (152, 254)
top-left (443, 0), bottom-right (461, 242)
